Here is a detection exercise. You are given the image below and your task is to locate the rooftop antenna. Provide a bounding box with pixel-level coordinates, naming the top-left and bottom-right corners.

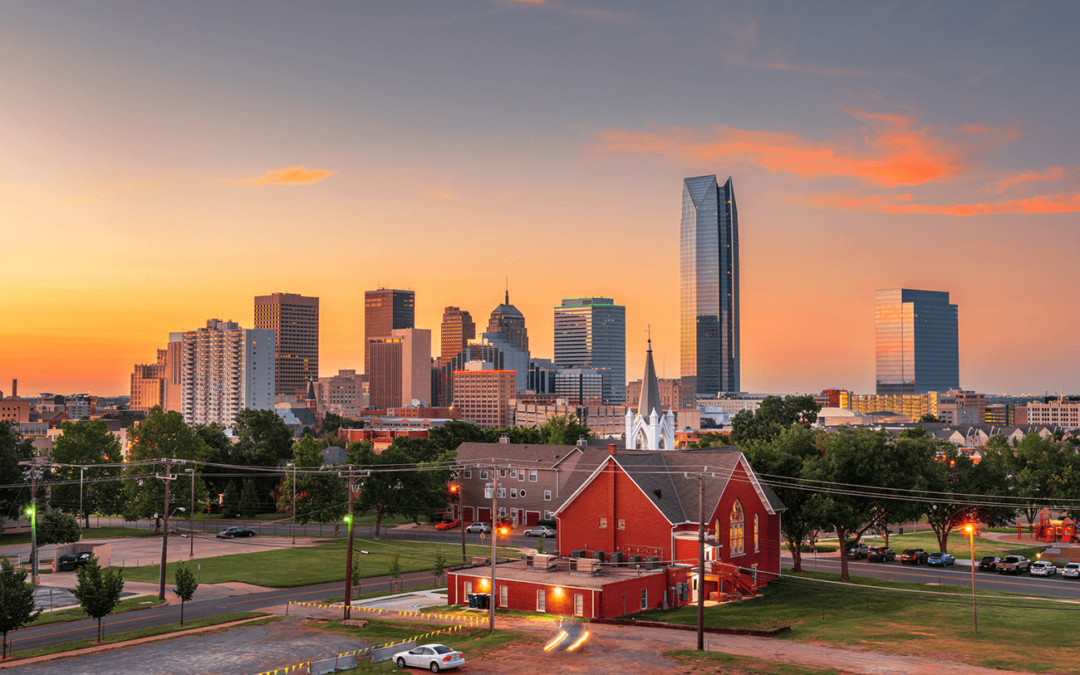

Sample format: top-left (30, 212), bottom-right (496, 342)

top-left (505, 276), bottom-right (509, 305)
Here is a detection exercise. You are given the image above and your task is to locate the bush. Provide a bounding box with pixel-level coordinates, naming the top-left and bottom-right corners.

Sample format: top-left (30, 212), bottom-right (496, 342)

top-left (37, 511), bottom-right (82, 546)
top-left (536, 519), bottom-right (557, 528)
top-left (798, 544), bottom-right (837, 553)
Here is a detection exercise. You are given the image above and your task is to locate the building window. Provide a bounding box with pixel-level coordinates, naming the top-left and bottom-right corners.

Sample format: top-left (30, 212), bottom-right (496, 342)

top-left (499, 488), bottom-right (506, 498)
top-left (530, 470), bottom-right (538, 482)
top-left (599, 517), bottom-right (608, 529)
top-left (510, 469), bottom-right (516, 478)
top-left (498, 507), bottom-right (506, 517)
top-left (500, 585), bottom-right (508, 608)
top-left (519, 471), bottom-right (525, 482)
top-left (730, 500), bottom-right (745, 556)
top-left (510, 488), bottom-right (518, 499)
top-left (574, 594), bottom-right (584, 617)
top-left (500, 469), bottom-right (507, 477)
top-left (464, 469), bottom-right (472, 479)
top-left (544, 490), bottom-right (552, 501)
top-left (544, 510), bottom-right (553, 520)
top-left (464, 581), bottom-right (472, 596)
top-left (537, 590), bottom-right (546, 613)
top-left (754, 514), bottom-right (759, 553)
top-left (640, 588), bottom-right (648, 610)
top-left (519, 490), bottom-right (526, 498)
top-left (480, 469), bottom-right (488, 479)
top-left (618, 519), bottom-right (626, 530)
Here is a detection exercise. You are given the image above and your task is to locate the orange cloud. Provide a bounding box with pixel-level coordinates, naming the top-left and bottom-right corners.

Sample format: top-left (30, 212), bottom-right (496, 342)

top-left (810, 191), bottom-right (1080, 216)
top-left (225, 165), bottom-right (336, 186)
top-left (590, 109), bottom-right (1021, 188)
top-left (992, 166), bottom-right (1066, 193)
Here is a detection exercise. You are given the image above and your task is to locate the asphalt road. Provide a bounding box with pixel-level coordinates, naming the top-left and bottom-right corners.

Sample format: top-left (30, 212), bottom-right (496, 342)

top-left (6, 569), bottom-right (438, 657)
top-left (789, 554), bottom-right (1080, 600)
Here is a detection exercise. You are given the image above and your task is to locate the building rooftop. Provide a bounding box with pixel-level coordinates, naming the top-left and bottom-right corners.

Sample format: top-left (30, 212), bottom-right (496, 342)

top-left (451, 558), bottom-right (671, 591)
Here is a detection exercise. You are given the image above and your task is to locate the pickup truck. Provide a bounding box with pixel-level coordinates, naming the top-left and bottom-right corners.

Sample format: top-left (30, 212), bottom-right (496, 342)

top-left (997, 555), bottom-right (1031, 575)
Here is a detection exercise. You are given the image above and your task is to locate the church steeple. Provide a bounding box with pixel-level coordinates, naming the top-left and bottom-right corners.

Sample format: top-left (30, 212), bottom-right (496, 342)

top-left (638, 339), bottom-right (662, 418)
top-left (626, 338), bottom-right (676, 451)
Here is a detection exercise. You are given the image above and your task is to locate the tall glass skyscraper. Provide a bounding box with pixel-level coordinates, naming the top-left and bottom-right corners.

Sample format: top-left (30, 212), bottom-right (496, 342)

top-left (553, 297), bottom-right (625, 405)
top-left (875, 289), bottom-right (958, 395)
top-left (680, 175), bottom-right (739, 396)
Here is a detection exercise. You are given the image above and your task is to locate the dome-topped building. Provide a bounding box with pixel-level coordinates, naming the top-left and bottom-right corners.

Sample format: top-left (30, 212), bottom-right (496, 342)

top-left (487, 290), bottom-right (529, 353)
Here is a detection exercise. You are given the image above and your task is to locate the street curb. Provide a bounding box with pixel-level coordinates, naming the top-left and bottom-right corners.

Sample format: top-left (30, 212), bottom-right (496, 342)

top-left (0, 616), bottom-right (270, 669)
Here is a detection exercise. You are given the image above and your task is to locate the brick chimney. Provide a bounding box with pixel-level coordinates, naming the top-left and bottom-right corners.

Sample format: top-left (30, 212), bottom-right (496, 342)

top-left (608, 444), bottom-right (617, 455)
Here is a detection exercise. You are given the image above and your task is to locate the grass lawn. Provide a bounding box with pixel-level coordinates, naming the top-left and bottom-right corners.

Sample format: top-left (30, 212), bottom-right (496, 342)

top-left (855, 530), bottom-right (1045, 560)
top-left (665, 650), bottom-right (844, 675)
top-left (0, 526), bottom-right (159, 547)
top-left (7, 612), bottom-right (272, 661)
top-left (112, 538), bottom-right (520, 588)
top-left (636, 569), bottom-right (1078, 673)
top-left (30, 595), bottom-right (166, 628)
top-left (305, 617), bottom-right (540, 673)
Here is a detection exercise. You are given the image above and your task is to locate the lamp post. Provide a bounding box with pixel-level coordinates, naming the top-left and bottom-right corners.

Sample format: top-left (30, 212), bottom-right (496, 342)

top-left (286, 462), bottom-right (296, 546)
top-left (79, 466), bottom-right (88, 528)
top-left (25, 504), bottom-right (37, 585)
top-left (185, 469), bottom-right (196, 559)
top-left (964, 523), bottom-right (977, 633)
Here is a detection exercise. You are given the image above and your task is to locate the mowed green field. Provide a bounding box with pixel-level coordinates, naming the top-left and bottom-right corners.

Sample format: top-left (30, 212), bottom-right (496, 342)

top-left (113, 538), bottom-right (519, 587)
top-left (637, 570), bottom-right (1078, 673)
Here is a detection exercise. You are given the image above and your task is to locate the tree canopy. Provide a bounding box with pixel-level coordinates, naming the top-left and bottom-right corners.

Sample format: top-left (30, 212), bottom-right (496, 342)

top-left (123, 409), bottom-right (208, 531)
top-left (49, 421), bottom-right (125, 525)
top-left (729, 395), bottom-right (821, 445)
top-left (0, 421), bottom-right (34, 523)
top-left (72, 555), bottom-right (125, 642)
top-left (0, 557), bottom-right (40, 658)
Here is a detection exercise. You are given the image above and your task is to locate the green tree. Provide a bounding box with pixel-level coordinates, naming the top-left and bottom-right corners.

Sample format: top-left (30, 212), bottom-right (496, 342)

top-left (37, 511), bottom-right (81, 546)
top-left (921, 446), bottom-right (1016, 553)
top-left (350, 444), bottom-right (450, 538)
top-left (49, 421), bottom-right (124, 526)
top-left (72, 555), bottom-right (124, 642)
top-left (123, 409), bottom-right (208, 532)
top-left (918, 414), bottom-right (942, 423)
top-left (173, 563), bottom-right (198, 626)
top-left (239, 479), bottom-right (260, 518)
top-left (535, 535), bottom-right (545, 553)
top-left (231, 409), bottom-right (295, 511)
top-left (193, 423), bottom-right (234, 500)
top-left (432, 552), bottom-right (447, 586)
top-left (0, 557), bottom-right (41, 658)
top-left (322, 412), bottom-right (357, 437)
top-left (388, 554), bottom-right (403, 591)
top-left (1004, 432), bottom-right (1080, 524)
top-left (277, 436), bottom-right (347, 535)
top-left (537, 415), bottom-right (591, 445)
top-left (0, 421), bottom-right (34, 524)
top-left (729, 395), bottom-right (821, 446)
top-left (687, 431), bottom-right (731, 449)
top-left (221, 480), bottom-right (240, 517)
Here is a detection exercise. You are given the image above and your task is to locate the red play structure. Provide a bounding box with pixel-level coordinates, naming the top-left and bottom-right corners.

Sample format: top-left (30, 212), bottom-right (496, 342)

top-left (1026, 509), bottom-right (1078, 543)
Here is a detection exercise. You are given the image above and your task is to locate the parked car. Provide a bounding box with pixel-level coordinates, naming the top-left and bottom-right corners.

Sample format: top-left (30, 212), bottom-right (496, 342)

top-left (978, 556), bottom-right (1002, 572)
top-left (900, 548), bottom-right (929, 565)
top-left (927, 552), bottom-right (956, 567)
top-left (846, 543), bottom-right (869, 559)
top-left (1062, 562), bottom-right (1080, 579)
top-left (997, 555), bottom-right (1031, 575)
top-left (1030, 561), bottom-right (1057, 577)
top-left (524, 525), bottom-right (556, 538)
top-left (393, 643), bottom-right (465, 672)
top-left (57, 552), bottom-right (92, 571)
top-left (465, 522), bottom-right (491, 534)
top-left (216, 527), bottom-right (255, 538)
top-left (435, 519), bottom-right (460, 531)
top-left (867, 546), bottom-right (896, 562)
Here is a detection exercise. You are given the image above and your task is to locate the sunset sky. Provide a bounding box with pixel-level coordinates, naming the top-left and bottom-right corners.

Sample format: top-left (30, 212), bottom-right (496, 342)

top-left (2, 1), bottom-right (1078, 397)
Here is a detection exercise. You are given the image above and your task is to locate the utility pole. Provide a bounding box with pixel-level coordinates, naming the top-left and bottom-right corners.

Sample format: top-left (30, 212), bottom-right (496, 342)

top-left (18, 455), bottom-right (47, 585)
top-left (340, 465), bottom-right (368, 620)
top-left (684, 467), bottom-right (715, 652)
top-left (287, 462), bottom-right (296, 546)
top-left (185, 468), bottom-right (196, 559)
top-left (484, 466), bottom-right (501, 633)
top-left (155, 458), bottom-right (185, 600)
top-left (79, 466), bottom-right (88, 528)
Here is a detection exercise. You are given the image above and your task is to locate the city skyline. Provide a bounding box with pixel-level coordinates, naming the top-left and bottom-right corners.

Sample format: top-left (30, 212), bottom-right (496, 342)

top-left (2, 2), bottom-right (1079, 396)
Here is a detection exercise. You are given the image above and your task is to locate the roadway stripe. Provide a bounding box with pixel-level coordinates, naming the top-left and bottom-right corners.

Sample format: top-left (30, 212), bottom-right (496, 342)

top-left (802, 559), bottom-right (1078, 594)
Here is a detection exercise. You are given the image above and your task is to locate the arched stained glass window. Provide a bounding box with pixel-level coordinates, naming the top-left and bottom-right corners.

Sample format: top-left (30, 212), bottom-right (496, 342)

top-left (754, 513), bottom-right (759, 553)
top-left (730, 500), bottom-right (744, 555)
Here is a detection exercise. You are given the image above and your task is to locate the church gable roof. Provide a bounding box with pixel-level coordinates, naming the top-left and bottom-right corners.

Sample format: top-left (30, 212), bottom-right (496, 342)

top-left (637, 340), bottom-right (663, 418)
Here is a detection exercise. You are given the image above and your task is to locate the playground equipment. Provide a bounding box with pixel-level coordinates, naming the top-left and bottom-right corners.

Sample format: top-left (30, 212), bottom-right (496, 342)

top-left (1029, 509), bottom-right (1078, 544)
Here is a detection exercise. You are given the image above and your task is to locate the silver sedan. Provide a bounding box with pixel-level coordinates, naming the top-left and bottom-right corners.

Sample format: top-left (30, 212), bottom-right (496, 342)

top-left (393, 644), bottom-right (465, 672)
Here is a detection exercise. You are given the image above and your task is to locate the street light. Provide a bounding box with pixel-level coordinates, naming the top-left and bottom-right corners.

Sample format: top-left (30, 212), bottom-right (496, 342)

top-left (25, 505), bottom-right (37, 584)
top-left (964, 523), bottom-right (977, 633)
top-left (79, 466), bottom-right (88, 529)
top-left (286, 462), bottom-right (296, 546)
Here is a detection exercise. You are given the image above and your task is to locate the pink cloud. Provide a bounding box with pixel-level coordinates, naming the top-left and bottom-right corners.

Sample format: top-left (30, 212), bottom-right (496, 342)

top-left (225, 165), bottom-right (336, 186)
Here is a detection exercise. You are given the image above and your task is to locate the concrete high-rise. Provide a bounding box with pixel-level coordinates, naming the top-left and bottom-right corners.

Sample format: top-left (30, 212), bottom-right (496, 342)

top-left (875, 289), bottom-right (959, 395)
top-left (178, 320), bottom-right (275, 428)
top-left (130, 349), bottom-right (168, 412)
top-left (367, 328), bottom-right (431, 410)
top-left (254, 292), bottom-right (319, 396)
top-left (364, 289), bottom-right (415, 374)
top-left (487, 291), bottom-right (529, 353)
top-left (440, 306), bottom-right (475, 361)
top-left (680, 175), bottom-right (739, 396)
top-left (452, 361), bottom-right (515, 428)
top-left (553, 297), bottom-right (625, 405)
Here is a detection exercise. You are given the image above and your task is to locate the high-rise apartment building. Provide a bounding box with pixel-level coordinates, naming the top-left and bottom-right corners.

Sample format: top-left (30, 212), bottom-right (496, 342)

top-left (487, 291), bottom-right (529, 353)
top-left (130, 349), bottom-right (168, 412)
top-left (680, 175), bottom-right (739, 396)
top-left (367, 328), bottom-right (431, 410)
top-left (254, 292), bottom-right (319, 396)
top-left (553, 297), bottom-right (625, 405)
top-left (440, 306), bottom-right (475, 361)
top-left (875, 289), bottom-right (959, 395)
top-left (452, 361), bottom-right (515, 428)
top-left (364, 289), bottom-right (415, 374)
top-left (179, 319), bottom-right (275, 428)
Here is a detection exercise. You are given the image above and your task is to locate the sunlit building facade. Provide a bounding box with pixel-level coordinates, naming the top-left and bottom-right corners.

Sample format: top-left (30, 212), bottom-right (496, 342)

top-left (179, 320), bottom-right (275, 428)
top-left (680, 175), bottom-right (739, 396)
top-left (364, 289), bottom-right (415, 374)
top-left (875, 289), bottom-right (958, 395)
top-left (254, 292), bottom-right (319, 396)
top-left (553, 297), bottom-right (625, 405)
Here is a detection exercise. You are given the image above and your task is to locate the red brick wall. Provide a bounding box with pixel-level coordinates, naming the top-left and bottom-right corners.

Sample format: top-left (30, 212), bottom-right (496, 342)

top-left (556, 459), bottom-right (672, 561)
top-left (706, 461), bottom-right (782, 578)
top-left (447, 573), bottom-right (598, 618)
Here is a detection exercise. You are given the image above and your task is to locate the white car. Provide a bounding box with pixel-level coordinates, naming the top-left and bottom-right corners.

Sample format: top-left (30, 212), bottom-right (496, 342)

top-left (393, 644), bottom-right (464, 672)
top-left (1062, 563), bottom-right (1080, 579)
top-left (465, 522), bottom-right (491, 534)
top-left (1030, 561), bottom-right (1057, 577)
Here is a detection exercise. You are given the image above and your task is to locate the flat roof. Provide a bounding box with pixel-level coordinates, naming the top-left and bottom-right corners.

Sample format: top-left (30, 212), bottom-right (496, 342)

top-left (450, 559), bottom-right (667, 591)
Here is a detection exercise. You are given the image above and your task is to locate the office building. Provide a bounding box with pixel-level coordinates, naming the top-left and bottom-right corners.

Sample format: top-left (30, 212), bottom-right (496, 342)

top-left (553, 297), bottom-right (625, 405)
top-left (875, 289), bottom-right (959, 395)
top-left (471, 332), bottom-right (529, 392)
top-left (840, 391), bottom-right (942, 422)
top-left (179, 320), bottom-right (275, 428)
top-left (554, 367), bottom-right (604, 406)
top-left (130, 349), bottom-right (168, 412)
top-left (626, 377), bottom-right (696, 412)
top-left (316, 369), bottom-right (368, 417)
top-left (487, 291), bottom-right (529, 353)
top-left (514, 400), bottom-right (624, 438)
top-left (1025, 400), bottom-right (1080, 427)
top-left (452, 361), bottom-right (516, 428)
top-left (254, 292), bottom-right (319, 396)
top-left (440, 306), bottom-right (476, 361)
top-left (528, 358), bottom-right (558, 395)
top-left (364, 289), bottom-right (415, 374)
top-left (367, 328), bottom-right (431, 410)
top-left (681, 175), bottom-right (739, 396)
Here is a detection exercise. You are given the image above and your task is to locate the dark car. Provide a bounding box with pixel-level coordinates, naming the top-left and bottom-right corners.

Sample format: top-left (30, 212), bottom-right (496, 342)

top-left (57, 552), bottom-right (92, 571)
top-left (867, 546), bottom-right (896, 562)
top-left (978, 556), bottom-right (1001, 572)
top-left (900, 548), bottom-right (929, 565)
top-left (846, 543), bottom-right (869, 559)
top-left (217, 527), bottom-right (255, 539)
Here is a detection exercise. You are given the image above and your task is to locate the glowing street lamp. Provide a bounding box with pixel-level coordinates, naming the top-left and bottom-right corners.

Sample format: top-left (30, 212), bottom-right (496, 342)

top-left (964, 523), bottom-right (977, 633)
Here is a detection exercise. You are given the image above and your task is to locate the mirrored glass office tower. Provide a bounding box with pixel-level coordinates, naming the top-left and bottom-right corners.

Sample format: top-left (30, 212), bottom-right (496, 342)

top-left (680, 175), bottom-right (739, 396)
top-left (875, 289), bottom-right (958, 394)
